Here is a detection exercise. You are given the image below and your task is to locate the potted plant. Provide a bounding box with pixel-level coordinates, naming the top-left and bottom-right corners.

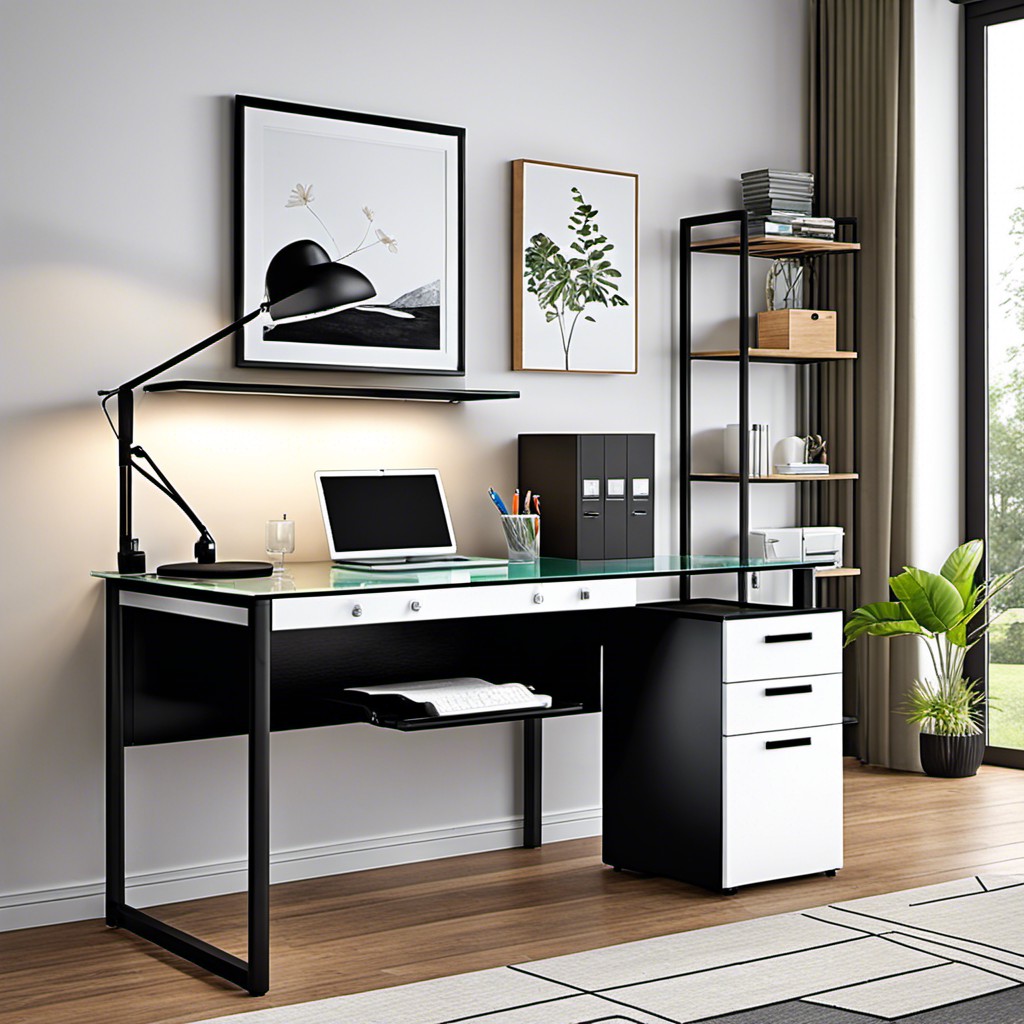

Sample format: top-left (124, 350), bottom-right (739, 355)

top-left (844, 540), bottom-right (1018, 777)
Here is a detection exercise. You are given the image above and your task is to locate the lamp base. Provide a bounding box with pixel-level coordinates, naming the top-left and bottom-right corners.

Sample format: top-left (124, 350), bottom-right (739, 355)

top-left (156, 560), bottom-right (274, 580)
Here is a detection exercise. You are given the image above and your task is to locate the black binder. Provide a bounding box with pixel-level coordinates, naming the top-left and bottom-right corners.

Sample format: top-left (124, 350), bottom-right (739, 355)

top-left (518, 434), bottom-right (655, 560)
top-left (627, 433), bottom-right (655, 557)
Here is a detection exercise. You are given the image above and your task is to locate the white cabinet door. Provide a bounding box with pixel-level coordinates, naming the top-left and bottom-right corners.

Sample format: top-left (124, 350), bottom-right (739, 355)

top-left (722, 612), bottom-right (843, 682)
top-left (722, 674), bottom-right (842, 736)
top-left (722, 724), bottom-right (843, 888)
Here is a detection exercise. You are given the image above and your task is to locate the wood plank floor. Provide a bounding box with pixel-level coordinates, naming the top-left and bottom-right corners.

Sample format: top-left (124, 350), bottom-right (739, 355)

top-left (2, 759), bottom-right (1022, 1024)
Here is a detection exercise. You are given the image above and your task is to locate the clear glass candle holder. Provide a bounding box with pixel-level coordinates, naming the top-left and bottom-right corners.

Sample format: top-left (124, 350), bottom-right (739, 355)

top-left (500, 515), bottom-right (541, 562)
top-left (265, 516), bottom-right (295, 574)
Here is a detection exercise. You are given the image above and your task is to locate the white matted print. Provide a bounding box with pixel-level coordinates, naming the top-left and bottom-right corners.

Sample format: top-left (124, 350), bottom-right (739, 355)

top-left (513, 160), bottom-right (637, 373)
top-left (235, 96), bottom-right (464, 374)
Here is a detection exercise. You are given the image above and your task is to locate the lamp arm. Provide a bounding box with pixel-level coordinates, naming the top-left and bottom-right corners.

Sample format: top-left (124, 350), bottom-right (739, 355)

top-left (98, 305), bottom-right (265, 396)
top-left (99, 305), bottom-right (264, 573)
top-left (130, 447), bottom-right (216, 563)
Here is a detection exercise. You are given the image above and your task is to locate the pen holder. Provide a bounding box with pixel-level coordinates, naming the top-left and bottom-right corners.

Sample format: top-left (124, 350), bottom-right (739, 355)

top-left (500, 515), bottom-right (541, 562)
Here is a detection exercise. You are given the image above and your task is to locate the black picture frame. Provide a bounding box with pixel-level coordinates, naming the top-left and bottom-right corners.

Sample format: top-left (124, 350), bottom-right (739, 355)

top-left (234, 95), bottom-right (465, 375)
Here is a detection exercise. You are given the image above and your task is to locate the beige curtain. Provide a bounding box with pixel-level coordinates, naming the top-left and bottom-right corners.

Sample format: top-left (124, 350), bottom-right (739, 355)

top-left (809, 0), bottom-right (918, 769)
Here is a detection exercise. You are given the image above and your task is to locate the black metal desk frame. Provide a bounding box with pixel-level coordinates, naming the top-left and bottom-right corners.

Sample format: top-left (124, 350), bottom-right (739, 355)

top-left (100, 560), bottom-right (816, 996)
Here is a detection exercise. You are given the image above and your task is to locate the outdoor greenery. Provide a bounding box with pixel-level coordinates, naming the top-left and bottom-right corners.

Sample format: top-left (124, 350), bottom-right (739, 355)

top-left (524, 187), bottom-right (628, 371)
top-left (845, 540), bottom-right (1018, 736)
top-left (990, 663), bottom-right (1024, 749)
top-left (987, 194), bottom-right (1024, 749)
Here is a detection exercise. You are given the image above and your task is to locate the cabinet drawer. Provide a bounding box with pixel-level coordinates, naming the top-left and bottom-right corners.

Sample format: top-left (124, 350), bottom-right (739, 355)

top-left (722, 674), bottom-right (842, 736)
top-left (272, 578), bottom-right (637, 631)
top-left (722, 724), bottom-right (843, 888)
top-left (722, 612), bottom-right (842, 682)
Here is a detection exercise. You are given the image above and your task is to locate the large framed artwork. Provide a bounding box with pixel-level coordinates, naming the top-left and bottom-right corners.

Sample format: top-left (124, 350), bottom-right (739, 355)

top-left (235, 95), bottom-right (465, 374)
top-left (513, 159), bottom-right (638, 373)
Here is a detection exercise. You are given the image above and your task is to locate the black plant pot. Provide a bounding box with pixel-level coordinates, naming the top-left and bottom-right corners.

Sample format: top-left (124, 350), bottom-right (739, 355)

top-left (919, 733), bottom-right (986, 778)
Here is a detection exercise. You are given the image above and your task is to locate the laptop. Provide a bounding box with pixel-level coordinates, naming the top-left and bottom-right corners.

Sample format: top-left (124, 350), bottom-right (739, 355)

top-left (315, 469), bottom-right (508, 571)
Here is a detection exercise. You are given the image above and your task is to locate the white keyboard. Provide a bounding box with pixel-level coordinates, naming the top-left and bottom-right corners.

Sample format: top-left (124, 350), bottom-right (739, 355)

top-left (427, 684), bottom-right (552, 716)
top-left (343, 678), bottom-right (553, 717)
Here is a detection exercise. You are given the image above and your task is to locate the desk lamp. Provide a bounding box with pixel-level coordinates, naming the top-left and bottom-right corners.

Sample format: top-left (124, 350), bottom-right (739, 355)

top-left (99, 240), bottom-right (376, 578)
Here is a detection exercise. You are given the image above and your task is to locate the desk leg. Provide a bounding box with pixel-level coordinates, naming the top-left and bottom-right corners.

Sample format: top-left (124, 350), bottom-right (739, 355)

top-left (105, 583), bottom-right (125, 926)
top-left (247, 601), bottom-right (271, 996)
top-left (523, 718), bottom-right (542, 849)
top-left (103, 592), bottom-right (271, 996)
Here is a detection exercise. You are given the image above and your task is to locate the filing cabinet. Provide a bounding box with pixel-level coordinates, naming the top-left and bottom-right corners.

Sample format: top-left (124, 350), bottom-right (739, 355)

top-left (603, 601), bottom-right (844, 893)
top-left (518, 433), bottom-right (655, 559)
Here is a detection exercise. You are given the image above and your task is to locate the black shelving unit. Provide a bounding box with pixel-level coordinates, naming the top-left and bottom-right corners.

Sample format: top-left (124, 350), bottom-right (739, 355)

top-left (679, 211), bottom-right (861, 607)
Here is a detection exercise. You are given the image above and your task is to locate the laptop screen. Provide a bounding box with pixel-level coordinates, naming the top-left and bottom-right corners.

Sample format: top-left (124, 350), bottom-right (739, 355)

top-left (316, 470), bottom-right (456, 559)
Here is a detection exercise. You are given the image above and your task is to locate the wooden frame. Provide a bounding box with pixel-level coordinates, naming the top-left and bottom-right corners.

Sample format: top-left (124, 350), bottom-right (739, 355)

top-left (235, 95), bottom-right (465, 375)
top-left (513, 159), bottom-right (638, 374)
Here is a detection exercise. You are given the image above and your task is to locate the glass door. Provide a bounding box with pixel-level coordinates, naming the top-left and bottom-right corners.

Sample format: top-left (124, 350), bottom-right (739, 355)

top-left (966, 1), bottom-right (1024, 768)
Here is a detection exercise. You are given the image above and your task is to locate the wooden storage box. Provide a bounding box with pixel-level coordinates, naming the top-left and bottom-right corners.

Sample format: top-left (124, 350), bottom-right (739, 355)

top-left (757, 309), bottom-right (837, 353)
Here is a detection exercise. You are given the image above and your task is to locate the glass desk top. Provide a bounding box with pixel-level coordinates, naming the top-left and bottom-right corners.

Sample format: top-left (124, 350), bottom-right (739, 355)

top-left (92, 555), bottom-right (814, 599)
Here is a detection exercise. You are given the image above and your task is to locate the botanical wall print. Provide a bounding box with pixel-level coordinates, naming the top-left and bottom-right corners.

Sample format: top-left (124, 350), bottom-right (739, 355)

top-left (513, 160), bottom-right (637, 373)
top-left (236, 96), bottom-right (465, 374)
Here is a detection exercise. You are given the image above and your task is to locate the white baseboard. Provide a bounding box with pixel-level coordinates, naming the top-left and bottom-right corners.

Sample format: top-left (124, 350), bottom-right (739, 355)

top-left (0, 808), bottom-right (601, 933)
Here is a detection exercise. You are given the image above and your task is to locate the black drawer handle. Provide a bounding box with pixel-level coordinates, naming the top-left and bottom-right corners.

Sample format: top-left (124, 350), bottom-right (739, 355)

top-left (765, 684), bottom-right (814, 697)
top-left (766, 737), bottom-right (812, 750)
top-left (583, 511), bottom-right (601, 518)
top-left (764, 632), bottom-right (813, 644)
top-left (631, 509), bottom-right (648, 516)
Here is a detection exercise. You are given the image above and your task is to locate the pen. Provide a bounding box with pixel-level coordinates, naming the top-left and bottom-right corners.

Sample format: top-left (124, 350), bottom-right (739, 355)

top-left (488, 487), bottom-right (510, 515)
top-left (512, 488), bottom-right (520, 516)
top-left (523, 490), bottom-right (532, 515)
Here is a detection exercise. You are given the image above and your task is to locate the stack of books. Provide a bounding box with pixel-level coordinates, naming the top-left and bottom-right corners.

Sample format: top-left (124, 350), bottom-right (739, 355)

top-left (725, 423), bottom-right (772, 477)
top-left (741, 169), bottom-right (836, 240)
top-left (774, 463), bottom-right (830, 476)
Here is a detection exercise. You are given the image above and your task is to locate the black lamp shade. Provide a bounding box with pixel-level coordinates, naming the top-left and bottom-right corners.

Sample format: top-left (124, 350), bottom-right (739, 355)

top-left (265, 240), bottom-right (376, 323)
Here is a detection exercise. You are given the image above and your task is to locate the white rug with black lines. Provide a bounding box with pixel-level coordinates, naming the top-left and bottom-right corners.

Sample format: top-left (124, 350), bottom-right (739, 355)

top-left (190, 875), bottom-right (1024, 1024)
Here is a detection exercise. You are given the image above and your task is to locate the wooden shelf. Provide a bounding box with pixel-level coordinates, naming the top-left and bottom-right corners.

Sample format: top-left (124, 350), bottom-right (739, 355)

top-left (691, 472), bottom-right (859, 483)
top-left (690, 236), bottom-right (861, 258)
top-left (692, 349), bottom-right (857, 363)
top-left (816, 566), bottom-right (861, 579)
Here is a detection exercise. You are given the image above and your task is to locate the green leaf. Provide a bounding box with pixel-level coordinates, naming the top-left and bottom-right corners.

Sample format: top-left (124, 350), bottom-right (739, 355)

top-left (844, 601), bottom-right (921, 645)
top-left (584, 315), bottom-right (596, 322)
top-left (889, 568), bottom-right (965, 633)
top-left (940, 540), bottom-right (984, 602)
top-left (950, 568), bottom-right (1023, 643)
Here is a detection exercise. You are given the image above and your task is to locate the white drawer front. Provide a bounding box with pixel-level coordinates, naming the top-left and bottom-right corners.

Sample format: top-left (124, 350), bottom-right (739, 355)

top-left (723, 724), bottom-right (843, 888)
top-left (271, 578), bottom-right (637, 631)
top-left (723, 674), bottom-right (842, 736)
top-left (723, 612), bottom-right (842, 682)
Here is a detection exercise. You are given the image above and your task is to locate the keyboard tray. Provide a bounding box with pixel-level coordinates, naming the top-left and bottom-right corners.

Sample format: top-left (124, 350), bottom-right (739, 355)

top-left (324, 696), bottom-right (586, 731)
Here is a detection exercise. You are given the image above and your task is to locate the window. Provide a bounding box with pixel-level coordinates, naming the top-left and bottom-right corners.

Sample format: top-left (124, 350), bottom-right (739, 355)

top-left (965, 0), bottom-right (1024, 769)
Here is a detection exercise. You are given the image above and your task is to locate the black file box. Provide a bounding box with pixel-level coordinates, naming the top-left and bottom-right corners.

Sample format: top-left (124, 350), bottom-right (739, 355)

top-left (518, 433), bottom-right (655, 560)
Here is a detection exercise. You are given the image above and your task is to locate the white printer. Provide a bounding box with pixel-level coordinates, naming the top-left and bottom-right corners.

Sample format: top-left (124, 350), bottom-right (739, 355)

top-left (748, 526), bottom-right (844, 604)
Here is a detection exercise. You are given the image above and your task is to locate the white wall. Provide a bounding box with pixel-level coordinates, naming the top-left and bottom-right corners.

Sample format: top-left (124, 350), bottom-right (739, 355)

top-left (910, 0), bottom-right (962, 568)
top-left (0, 0), bottom-right (807, 929)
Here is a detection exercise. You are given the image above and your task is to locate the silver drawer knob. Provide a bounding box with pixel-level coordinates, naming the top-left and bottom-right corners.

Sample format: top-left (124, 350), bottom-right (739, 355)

top-left (351, 604), bottom-right (363, 618)
top-left (410, 600), bottom-right (422, 612)
top-left (533, 592), bottom-right (544, 605)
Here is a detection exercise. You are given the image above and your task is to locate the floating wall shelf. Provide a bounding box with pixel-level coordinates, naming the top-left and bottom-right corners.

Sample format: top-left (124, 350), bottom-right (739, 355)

top-left (143, 380), bottom-right (521, 403)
